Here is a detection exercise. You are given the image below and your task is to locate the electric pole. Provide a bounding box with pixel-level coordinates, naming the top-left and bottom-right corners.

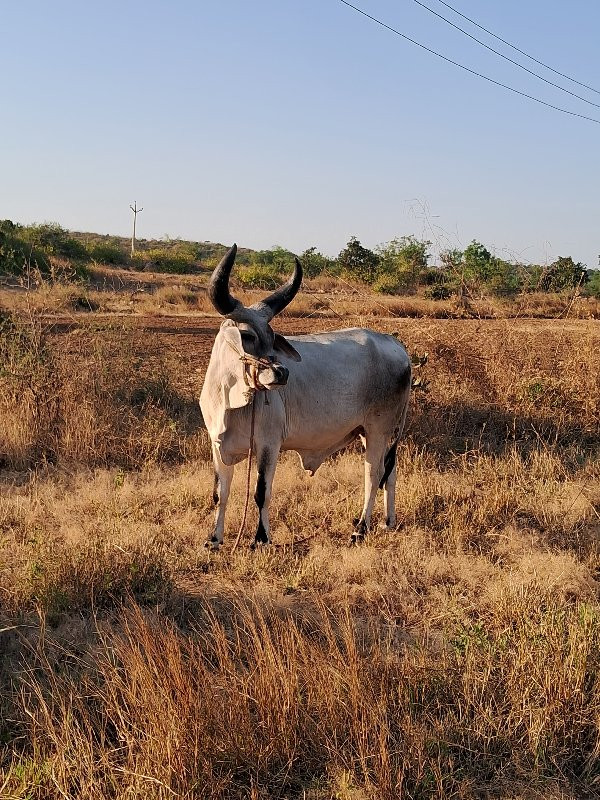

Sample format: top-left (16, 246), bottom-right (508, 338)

top-left (130, 201), bottom-right (143, 256)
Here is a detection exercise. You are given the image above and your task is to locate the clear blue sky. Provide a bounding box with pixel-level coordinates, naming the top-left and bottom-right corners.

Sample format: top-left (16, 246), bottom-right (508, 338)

top-left (1, 1), bottom-right (598, 267)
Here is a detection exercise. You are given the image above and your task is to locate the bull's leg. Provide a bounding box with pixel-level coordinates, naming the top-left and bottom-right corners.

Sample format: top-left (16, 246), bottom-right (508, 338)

top-left (381, 441), bottom-right (398, 529)
top-left (251, 446), bottom-right (279, 548)
top-left (351, 434), bottom-right (387, 544)
top-left (206, 444), bottom-right (234, 550)
top-left (382, 406), bottom-right (409, 530)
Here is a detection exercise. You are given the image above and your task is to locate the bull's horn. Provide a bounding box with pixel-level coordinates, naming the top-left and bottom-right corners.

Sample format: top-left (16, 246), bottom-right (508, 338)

top-left (207, 243), bottom-right (243, 317)
top-left (254, 258), bottom-right (303, 320)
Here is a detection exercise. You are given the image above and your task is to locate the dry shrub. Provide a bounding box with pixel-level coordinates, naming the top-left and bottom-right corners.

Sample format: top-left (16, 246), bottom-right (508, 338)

top-left (400, 320), bottom-right (600, 456)
top-left (0, 312), bottom-right (208, 469)
top-left (150, 285), bottom-right (200, 309)
top-left (3, 597), bottom-right (600, 799)
top-left (0, 311), bottom-right (60, 469)
top-left (511, 292), bottom-right (600, 319)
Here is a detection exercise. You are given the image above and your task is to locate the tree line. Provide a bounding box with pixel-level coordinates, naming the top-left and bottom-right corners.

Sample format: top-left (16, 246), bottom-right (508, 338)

top-left (241, 236), bottom-right (599, 299)
top-left (1, 219), bottom-right (598, 298)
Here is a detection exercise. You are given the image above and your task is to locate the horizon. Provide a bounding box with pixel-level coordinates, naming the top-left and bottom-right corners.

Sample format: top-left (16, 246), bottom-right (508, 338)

top-left (6, 218), bottom-right (599, 271)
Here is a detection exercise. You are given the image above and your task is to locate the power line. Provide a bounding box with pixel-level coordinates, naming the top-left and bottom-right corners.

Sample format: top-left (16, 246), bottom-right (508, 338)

top-left (433, 0), bottom-right (600, 97)
top-left (411, 0), bottom-right (600, 110)
top-left (337, 0), bottom-right (600, 125)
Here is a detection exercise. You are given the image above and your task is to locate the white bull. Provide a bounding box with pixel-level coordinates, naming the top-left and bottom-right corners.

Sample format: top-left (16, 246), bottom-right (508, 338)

top-left (200, 244), bottom-right (411, 549)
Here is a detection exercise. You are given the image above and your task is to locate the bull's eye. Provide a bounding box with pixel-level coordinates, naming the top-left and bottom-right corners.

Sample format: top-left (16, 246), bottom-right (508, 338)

top-left (240, 331), bottom-right (257, 347)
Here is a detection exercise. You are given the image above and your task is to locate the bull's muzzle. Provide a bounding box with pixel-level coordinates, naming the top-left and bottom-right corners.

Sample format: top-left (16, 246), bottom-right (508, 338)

top-left (271, 364), bottom-right (289, 386)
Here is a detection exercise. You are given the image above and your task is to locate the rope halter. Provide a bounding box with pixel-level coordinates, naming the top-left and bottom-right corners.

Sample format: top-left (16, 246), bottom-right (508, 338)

top-left (226, 339), bottom-right (274, 403)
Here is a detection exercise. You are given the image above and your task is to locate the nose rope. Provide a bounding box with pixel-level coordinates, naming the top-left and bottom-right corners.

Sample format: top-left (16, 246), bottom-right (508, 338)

top-left (231, 393), bottom-right (257, 556)
top-left (240, 353), bottom-right (273, 396)
top-left (224, 340), bottom-right (265, 554)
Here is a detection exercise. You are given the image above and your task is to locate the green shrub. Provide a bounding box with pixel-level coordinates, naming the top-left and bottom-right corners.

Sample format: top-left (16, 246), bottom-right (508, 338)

top-left (237, 263), bottom-right (283, 289)
top-left (338, 237), bottom-right (380, 284)
top-left (20, 223), bottom-right (89, 262)
top-left (372, 273), bottom-right (402, 294)
top-left (376, 236), bottom-right (431, 293)
top-left (584, 269), bottom-right (600, 299)
top-left (299, 246), bottom-right (335, 278)
top-left (131, 248), bottom-right (196, 274)
top-left (250, 246), bottom-right (296, 273)
top-left (541, 256), bottom-right (589, 292)
top-left (425, 284), bottom-right (452, 300)
top-left (0, 220), bottom-right (49, 275)
top-left (86, 242), bottom-right (128, 265)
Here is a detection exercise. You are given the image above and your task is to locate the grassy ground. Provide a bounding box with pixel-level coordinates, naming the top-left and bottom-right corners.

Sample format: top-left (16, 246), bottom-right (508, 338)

top-left (0, 283), bottom-right (599, 798)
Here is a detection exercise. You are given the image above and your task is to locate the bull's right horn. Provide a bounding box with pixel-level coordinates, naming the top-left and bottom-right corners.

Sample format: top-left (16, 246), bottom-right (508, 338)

top-left (207, 243), bottom-right (243, 317)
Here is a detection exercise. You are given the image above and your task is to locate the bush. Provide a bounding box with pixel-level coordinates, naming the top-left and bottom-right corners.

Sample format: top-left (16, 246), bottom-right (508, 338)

top-left (131, 247), bottom-right (196, 274)
top-left (376, 236), bottom-right (431, 293)
top-left (0, 220), bottom-right (49, 275)
top-left (338, 237), bottom-right (380, 284)
top-left (86, 242), bottom-right (128, 265)
top-left (541, 256), bottom-right (589, 292)
top-left (250, 246), bottom-right (296, 273)
top-left (237, 263), bottom-right (283, 289)
top-left (584, 269), bottom-right (600, 299)
top-left (420, 267), bottom-right (447, 286)
top-left (425, 284), bottom-right (452, 300)
top-left (372, 273), bottom-right (403, 294)
top-left (20, 223), bottom-right (89, 262)
top-left (299, 246), bottom-right (336, 278)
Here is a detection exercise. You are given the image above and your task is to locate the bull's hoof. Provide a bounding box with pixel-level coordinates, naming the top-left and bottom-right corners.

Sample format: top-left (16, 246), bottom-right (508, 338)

top-left (250, 538), bottom-right (271, 551)
top-left (204, 537), bottom-right (222, 551)
top-left (348, 532), bottom-right (365, 547)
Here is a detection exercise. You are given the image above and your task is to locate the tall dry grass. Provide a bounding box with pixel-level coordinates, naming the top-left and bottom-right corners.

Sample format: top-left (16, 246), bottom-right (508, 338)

top-left (0, 312), bottom-right (208, 470)
top-left (3, 597), bottom-right (599, 800)
top-left (4, 272), bottom-right (599, 322)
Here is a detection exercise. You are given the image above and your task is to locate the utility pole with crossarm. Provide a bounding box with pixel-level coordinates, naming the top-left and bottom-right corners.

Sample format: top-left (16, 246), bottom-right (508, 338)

top-left (130, 201), bottom-right (143, 257)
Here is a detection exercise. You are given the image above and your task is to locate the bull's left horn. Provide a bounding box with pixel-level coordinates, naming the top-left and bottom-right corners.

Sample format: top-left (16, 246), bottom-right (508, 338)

top-left (207, 244), bottom-right (242, 316)
top-left (255, 258), bottom-right (303, 320)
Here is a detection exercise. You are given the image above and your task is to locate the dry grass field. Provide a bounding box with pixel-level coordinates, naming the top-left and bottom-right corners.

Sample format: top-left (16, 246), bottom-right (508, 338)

top-left (1, 276), bottom-right (599, 799)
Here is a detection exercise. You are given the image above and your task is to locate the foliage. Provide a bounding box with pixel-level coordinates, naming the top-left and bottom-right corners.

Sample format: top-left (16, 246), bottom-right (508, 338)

top-left (462, 240), bottom-right (495, 282)
top-left (86, 241), bottom-right (129, 265)
top-left (369, 237), bottom-right (428, 293)
top-left (540, 256), bottom-right (589, 292)
top-left (442, 241), bottom-right (524, 296)
top-left (248, 245), bottom-right (297, 274)
top-left (425, 284), bottom-right (451, 300)
top-left (584, 269), bottom-right (600, 299)
top-left (439, 248), bottom-right (464, 272)
top-left (338, 236), bottom-right (380, 284)
top-left (372, 272), bottom-right (405, 294)
top-left (0, 220), bottom-right (49, 274)
top-left (299, 246), bottom-right (336, 278)
top-left (20, 222), bottom-right (89, 261)
top-left (131, 247), bottom-right (196, 274)
top-left (486, 258), bottom-right (523, 296)
top-left (237, 263), bottom-right (283, 289)
top-left (375, 236), bottom-right (431, 293)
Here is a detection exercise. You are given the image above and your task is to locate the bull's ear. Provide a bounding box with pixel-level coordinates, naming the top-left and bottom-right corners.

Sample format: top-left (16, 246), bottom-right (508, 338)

top-left (274, 333), bottom-right (302, 362)
top-left (220, 321), bottom-right (243, 351)
top-left (218, 324), bottom-right (250, 409)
